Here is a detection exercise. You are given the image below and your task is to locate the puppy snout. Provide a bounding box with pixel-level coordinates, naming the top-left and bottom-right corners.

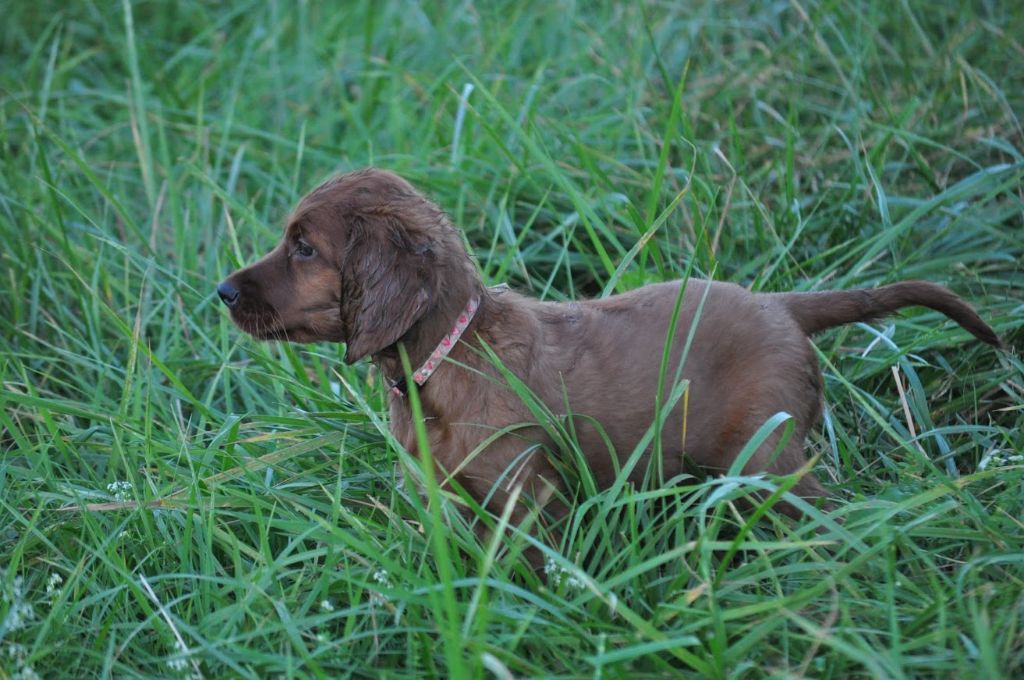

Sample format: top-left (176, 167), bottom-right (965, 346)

top-left (217, 280), bottom-right (241, 308)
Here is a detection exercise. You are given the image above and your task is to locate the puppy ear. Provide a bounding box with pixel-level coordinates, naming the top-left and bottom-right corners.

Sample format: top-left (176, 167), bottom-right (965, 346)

top-left (339, 219), bottom-right (433, 364)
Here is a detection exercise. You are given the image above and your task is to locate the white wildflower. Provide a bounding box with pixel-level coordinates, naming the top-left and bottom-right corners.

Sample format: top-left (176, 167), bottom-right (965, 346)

top-left (166, 639), bottom-right (189, 673)
top-left (13, 667), bottom-right (40, 680)
top-left (45, 573), bottom-right (63, 601)
top-left (544, 558), bottom-right (585, 591)
top-left (2, 577), bottom-right (36, 632)
top-left (369, 568), bottom-right (392, 606)
top-left (320, 599), bottom-right (334, 612)
top-left (979, 452), bottom-right (1024, 471)
top-left (543, 557), bottom-right (560, 585)
top-left (4, 634), bottom-right (40, 680)
top-left (166, 656), bottom-right (188, 672)
top-left (106, 480), bottom-right (134, 502)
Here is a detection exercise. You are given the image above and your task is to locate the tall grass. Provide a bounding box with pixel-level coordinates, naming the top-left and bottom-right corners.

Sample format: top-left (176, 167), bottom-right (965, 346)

top-left (1, 1), bottom-right (1022, 677)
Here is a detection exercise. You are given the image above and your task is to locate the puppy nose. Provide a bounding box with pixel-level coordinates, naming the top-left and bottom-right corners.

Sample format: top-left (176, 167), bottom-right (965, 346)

top-left (217, 280), bottom-right (240, 307)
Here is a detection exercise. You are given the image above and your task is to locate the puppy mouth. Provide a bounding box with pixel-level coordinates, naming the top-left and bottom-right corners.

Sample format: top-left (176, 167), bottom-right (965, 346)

top-left (232, 318), bottom-right (293, 340)
top-left (229, 309), bottom-right (341, 344)
top-left (227, 308), bottom-right (298, 341)
top-left (301, 304), bottom-right (338, 313)
top-left (248, 325), bottom-right (295, 341)
top-left (245, 322), bottom-right (327, 344)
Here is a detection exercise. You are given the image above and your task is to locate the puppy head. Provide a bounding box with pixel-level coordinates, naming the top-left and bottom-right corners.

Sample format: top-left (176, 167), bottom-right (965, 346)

top-left (218, 168), bottom-right (465, 363)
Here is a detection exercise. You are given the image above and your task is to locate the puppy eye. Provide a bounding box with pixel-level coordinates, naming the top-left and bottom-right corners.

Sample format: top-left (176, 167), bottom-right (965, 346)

top-left (295, 239), bottom-right (316, 259)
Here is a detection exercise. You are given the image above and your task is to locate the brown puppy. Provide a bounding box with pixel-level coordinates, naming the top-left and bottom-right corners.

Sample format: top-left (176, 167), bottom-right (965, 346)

top-left (218, 168), bottom-right (1001, 527)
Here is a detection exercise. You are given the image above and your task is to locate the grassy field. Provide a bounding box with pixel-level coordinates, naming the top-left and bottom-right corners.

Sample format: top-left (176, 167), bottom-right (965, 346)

top-left (2, 0), bottom-right (1023, 677)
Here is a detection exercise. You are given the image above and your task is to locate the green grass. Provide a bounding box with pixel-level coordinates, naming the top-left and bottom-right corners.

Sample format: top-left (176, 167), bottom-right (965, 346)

top-left (2, 0), bottom-right (1023, 677)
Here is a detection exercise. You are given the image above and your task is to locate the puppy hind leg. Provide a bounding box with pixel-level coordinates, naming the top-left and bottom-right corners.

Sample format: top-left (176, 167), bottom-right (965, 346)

top-left (729, 426), bottom-right (831, 519)
top-left (764, 440), bottom-right (833, 518)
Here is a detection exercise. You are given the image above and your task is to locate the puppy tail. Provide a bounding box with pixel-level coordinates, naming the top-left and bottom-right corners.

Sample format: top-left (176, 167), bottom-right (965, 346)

top-left (777, 280), bottom-right (1002, 347)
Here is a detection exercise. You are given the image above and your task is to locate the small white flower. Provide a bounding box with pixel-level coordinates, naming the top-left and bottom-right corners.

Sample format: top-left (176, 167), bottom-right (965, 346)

top-left (166, 639), bottom-right (189, 673)
top-left (4, 641), bottom-right (41, 680)
top-left (320, 599), bottom-right (334, 612)
top-left (166, 656), bottom-right (188, 672)
top-left (543, 557), bottom-right (560, 586)
top-left (46, 573), bottom-right (63, 600)
top-left (106, 480), bottom-right (134, 502)
top-left (369, 567), bottom-right (392, 607)
top-left (372, 569), bottom-right (391, 586)
top-left (2, 577), bottom-right (36, 632)
top-left (979, 451), bottom-right (1024, 471)
top-left (543, 558), bottom-right (585, 591)
top-left (13, 667), bottom-right (40, 680)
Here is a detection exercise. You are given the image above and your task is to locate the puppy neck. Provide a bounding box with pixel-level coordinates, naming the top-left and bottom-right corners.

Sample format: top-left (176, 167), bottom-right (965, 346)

top-left (375, 281), bottom-right (489, 391)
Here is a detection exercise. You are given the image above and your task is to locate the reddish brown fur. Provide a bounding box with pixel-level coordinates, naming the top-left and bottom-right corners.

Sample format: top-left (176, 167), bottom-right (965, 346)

top-left (219, 168), bottom-right (1001, 531)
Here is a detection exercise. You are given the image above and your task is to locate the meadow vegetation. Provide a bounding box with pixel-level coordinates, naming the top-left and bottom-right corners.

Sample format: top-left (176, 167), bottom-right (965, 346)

top-left (1, 1), bottom-right (1022, 676)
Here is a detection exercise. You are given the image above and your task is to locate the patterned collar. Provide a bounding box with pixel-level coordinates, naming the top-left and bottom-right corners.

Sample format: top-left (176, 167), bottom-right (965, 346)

top-left (390, 296), bottom-right (480, 397)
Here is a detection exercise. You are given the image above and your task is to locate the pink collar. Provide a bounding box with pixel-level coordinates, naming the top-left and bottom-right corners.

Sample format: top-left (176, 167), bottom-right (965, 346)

top-left (390, 296), bottom-right (480, 397)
